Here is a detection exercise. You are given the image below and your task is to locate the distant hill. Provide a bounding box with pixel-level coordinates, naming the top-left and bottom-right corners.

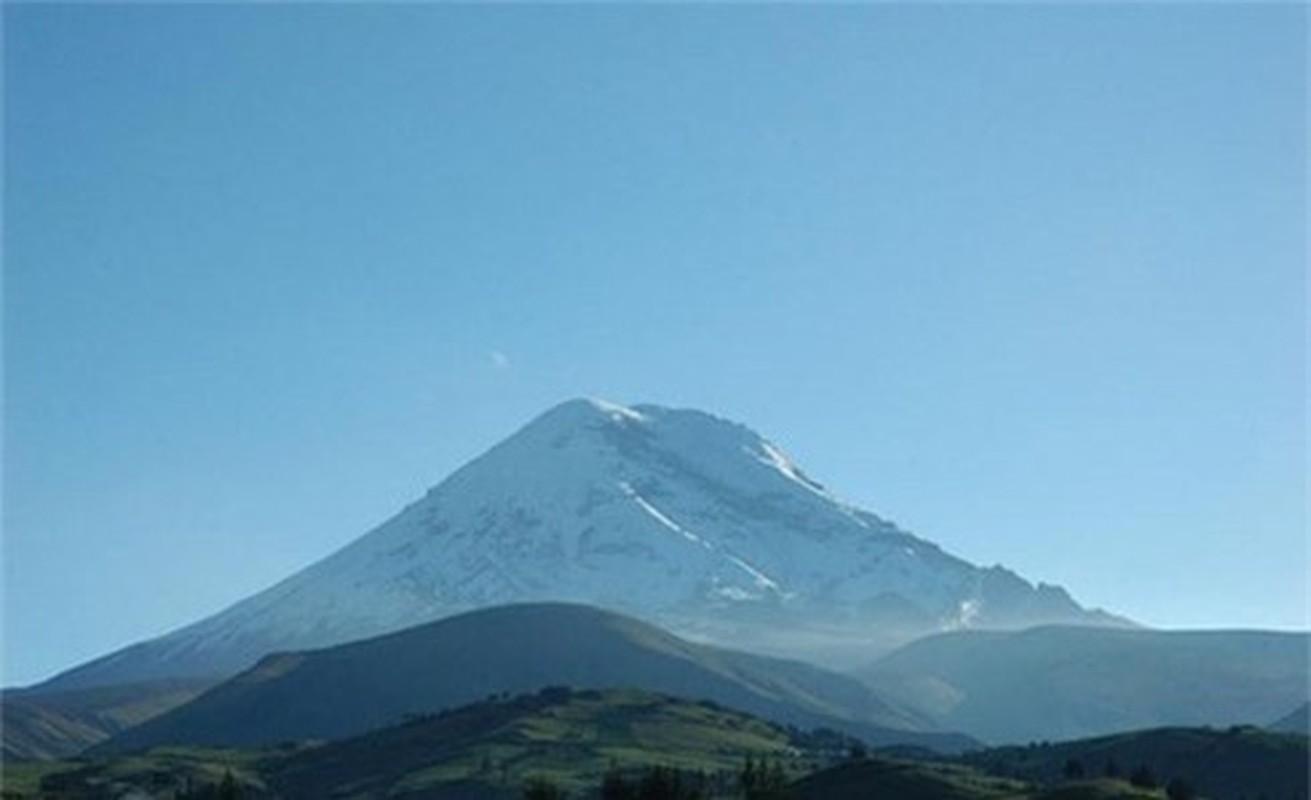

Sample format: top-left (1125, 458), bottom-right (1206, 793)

top-left (859, 626), bottom-right (1309, 743)
top-left (100, 603), bottom-right (972, 754)
top-left (1268, 702), bottom-right (1309, 735)
top-left (961, 725), bottom-right (1310, 800)
top-left (0, 678), bottom-right (213, 760)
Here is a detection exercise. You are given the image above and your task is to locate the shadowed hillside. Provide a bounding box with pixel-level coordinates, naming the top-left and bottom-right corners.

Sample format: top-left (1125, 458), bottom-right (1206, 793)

top-left (100, 603), bottom-right (970, 754)
top-left (962, 725), bottom-right (1310, 800)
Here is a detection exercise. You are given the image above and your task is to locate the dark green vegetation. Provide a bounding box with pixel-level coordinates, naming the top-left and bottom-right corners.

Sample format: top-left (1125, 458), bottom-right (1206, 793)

top-left (789, 759), bottom-right (1185, 800)
top-left (860, 626), bottom-right (1310, 743)
top-left (791, 755), bottom-right (1029, 800)
top-left (795, 723), bottom-right (1311, 800)
top-left (100, 603), bottom-right (970, 754)
top-left (1, 678), bottom-right (215, 760)
top-left (963, 725), bottom-right (1310, 800)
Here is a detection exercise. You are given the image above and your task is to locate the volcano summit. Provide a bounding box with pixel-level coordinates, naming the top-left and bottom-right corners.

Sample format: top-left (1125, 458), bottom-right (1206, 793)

top-left (47, 399), bottom-right (1123, 690)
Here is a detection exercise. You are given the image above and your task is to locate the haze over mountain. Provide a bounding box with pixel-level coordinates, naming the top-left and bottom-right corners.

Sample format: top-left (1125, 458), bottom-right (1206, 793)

top-left (98, 603), bottom-right (972, 754)
top-left (42, 399), bottom-right (1122, 691)
top-left (859, 626), bottom-right (1310, 744)
top-left (40, 399), bottom-right (1122, 692)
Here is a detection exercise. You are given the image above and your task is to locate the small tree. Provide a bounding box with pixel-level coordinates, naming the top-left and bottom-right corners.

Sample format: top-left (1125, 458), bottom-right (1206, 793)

top-left (1166, 777), bottom-right (1196, 800)
top-left (764, 760), bottom-right (788, 795)
top-left (638, 765), bottom-right (680, 800)
top-left (1129, 765), bottom-right (1157, 790)
top-left (602, 762), bottom-right (635, 800)
top-left (740, 756), bottom-right (759, 795)
top-left (216, 769), bottom-right (240, 800)
top-left (523, 776), bottom-right (568, 800)
top-left (740, 756), bottom-right (789, 800)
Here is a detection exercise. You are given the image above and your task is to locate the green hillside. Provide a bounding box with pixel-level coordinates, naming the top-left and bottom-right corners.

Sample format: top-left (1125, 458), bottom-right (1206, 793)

top-left (1, 744), bottom-right (266, 799)
top-left (3, 688), bottom-right (803, 799)
top-left (269, 686), bottom-right (797, 798)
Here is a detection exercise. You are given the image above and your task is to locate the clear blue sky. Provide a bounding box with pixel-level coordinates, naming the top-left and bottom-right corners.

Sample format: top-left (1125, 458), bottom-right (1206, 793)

top-left (4, 5), bottom-right (1305, 687)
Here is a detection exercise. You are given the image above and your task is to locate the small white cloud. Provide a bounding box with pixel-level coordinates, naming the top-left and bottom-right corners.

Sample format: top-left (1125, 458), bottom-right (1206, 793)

top-left (490, 350), bottom-right (510, 370)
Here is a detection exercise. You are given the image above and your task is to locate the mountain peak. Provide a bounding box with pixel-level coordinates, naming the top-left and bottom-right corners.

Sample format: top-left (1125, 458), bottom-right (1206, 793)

top-left (40, 399), bottom-right (1121, 691)
top-left (531, 397), bottom-right (650, 429)
top-left (500, 397), bottom-right (808, 500)
top-left (523, 398), bottom-right (754, 444)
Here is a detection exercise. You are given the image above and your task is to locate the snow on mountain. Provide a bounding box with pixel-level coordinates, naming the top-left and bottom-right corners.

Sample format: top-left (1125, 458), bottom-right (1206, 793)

top-left (43, 399), bottom-right (1125, 690)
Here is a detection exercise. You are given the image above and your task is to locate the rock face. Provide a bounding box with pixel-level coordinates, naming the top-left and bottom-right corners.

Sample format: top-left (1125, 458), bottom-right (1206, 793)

top-left (44, 398), bottom-right (1124, 690)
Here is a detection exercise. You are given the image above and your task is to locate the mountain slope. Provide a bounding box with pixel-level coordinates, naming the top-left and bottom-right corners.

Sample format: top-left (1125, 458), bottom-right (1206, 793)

top-left (859, 626), bottom-right (1310, 744)
top-left (1268, 701), bottom-right (1309, 735)
top-left (41, 398), bottom-right (1121, 691)
top-left (0, 678), bottom-right (214, 760)
top-left (100, 603), bottom-right (973, 754)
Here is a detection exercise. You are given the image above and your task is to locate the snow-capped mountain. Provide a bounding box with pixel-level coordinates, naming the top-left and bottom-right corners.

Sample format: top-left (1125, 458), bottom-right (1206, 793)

top-left (47, 399), bottom-right (1124, 690)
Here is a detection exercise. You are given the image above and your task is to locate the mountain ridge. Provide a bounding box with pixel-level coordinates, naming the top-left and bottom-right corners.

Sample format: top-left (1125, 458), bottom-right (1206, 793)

top-left (37, 398), bottom-right (1124, 692)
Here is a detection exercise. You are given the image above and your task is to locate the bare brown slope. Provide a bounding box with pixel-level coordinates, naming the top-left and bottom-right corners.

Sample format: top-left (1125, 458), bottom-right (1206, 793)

top-left (2, 678), bottom-right (213, 760)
